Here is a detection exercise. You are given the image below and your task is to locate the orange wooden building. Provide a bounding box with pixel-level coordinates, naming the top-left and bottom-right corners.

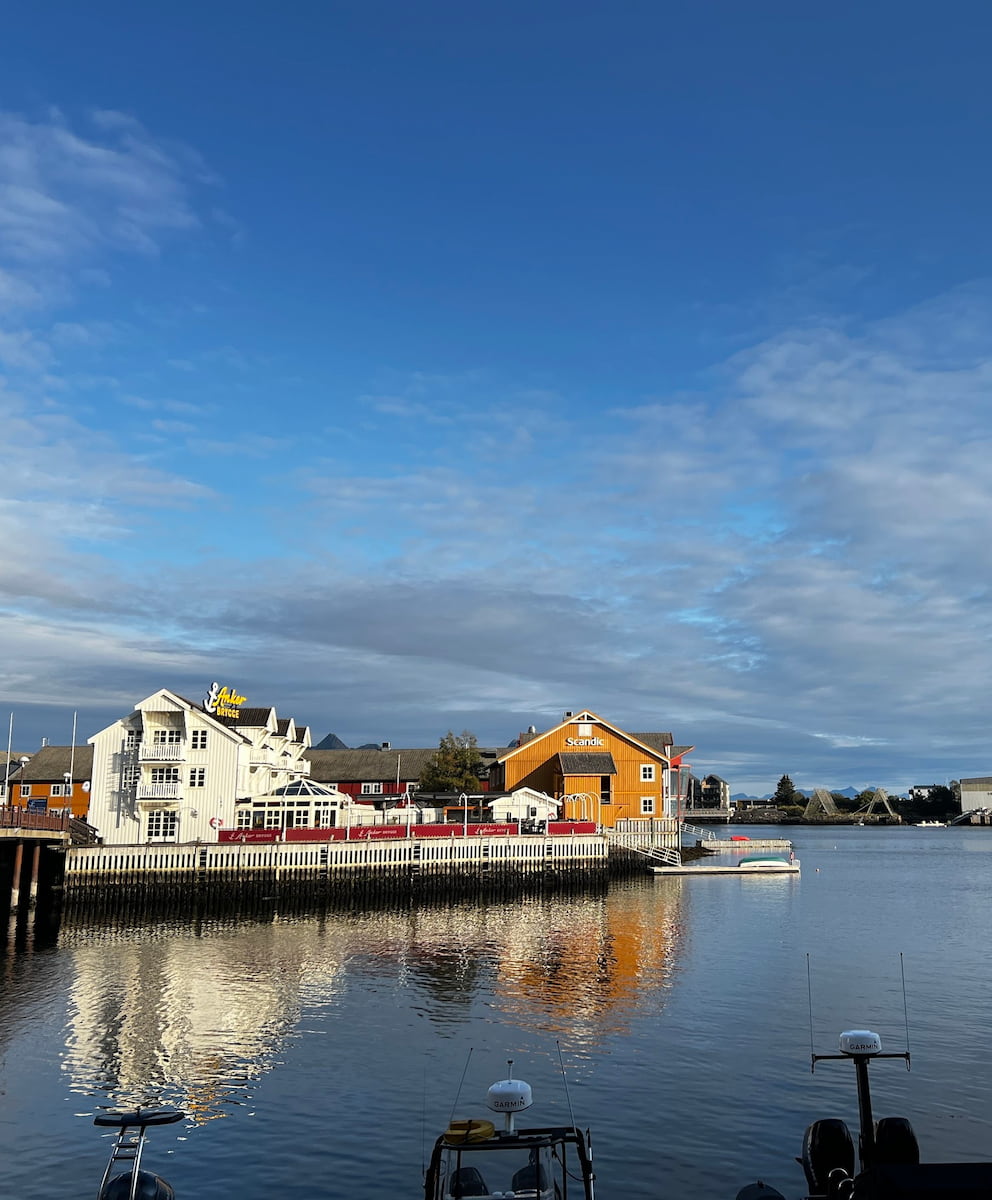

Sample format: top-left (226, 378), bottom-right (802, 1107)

top-left (491, 709), bottom-right (693, 828)
top-left (8, 745), bottom-right (94, 820)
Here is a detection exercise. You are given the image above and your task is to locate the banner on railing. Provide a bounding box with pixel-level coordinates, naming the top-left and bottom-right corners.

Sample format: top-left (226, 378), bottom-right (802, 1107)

top-left (217, 820), bottom-right (598, 844)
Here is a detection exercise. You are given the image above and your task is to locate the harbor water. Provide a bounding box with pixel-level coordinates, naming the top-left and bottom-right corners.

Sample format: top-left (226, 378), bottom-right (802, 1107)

top-left (2, 824), bottom-right (991, 1199)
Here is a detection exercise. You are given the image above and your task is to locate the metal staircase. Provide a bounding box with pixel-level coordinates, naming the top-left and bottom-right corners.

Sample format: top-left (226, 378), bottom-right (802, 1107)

top-left (602, 827), bottom-right (682, 867)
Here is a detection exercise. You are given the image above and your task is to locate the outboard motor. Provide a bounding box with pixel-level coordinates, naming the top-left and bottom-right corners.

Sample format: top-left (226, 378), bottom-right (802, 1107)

top-left (802, 1118), bottom-right (856, 1195)
top-left (873, 1116), bottom-right (920, 1167)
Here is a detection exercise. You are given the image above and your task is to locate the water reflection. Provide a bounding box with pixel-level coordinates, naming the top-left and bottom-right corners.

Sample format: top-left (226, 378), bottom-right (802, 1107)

top-left (58, 883), bottom-right (686, 1119)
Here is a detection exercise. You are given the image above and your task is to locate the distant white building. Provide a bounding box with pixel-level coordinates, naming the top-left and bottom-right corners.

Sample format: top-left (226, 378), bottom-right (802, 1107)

top-left (87, 686), bottom-right (312, 845)
top-left (484, 787), bottom-right (560, 826)
top-left (959, 777), bottom-right (992, 814)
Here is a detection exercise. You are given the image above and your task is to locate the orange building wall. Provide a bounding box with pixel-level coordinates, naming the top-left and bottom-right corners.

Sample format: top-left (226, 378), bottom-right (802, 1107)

top-left (499, 714), bottom-right (670, 828)
top-left (12, 782), bottom-right (89, 819)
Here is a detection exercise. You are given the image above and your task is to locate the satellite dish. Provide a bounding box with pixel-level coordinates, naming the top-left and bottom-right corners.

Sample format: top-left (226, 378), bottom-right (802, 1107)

top-left (82, 780), bottom-right (91, 792)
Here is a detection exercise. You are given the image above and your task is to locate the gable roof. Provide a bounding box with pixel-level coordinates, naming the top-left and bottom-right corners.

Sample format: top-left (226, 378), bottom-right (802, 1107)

top-left (16, 745), bottom-right (94, 782)
top-left (497, 710), bottom-right (680, 765)
top-left (309, 746), bottom-right (501, 783)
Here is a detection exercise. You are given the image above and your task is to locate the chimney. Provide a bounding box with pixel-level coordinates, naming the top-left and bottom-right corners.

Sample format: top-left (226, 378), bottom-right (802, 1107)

top-left (563, 711), bottom-right (573, 721)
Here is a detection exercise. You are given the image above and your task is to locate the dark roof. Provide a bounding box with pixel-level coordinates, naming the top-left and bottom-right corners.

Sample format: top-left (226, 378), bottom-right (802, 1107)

top-left (556, 752), bottom-right (617, 776)
top-left (308, 747), bottom-right (438, 782)
top-left (227, 707), bottom-right (276, 727)
top-left (17, 745), bottom-right (94, 782)
top-left (276, 718), bottom-right (293, 735)
top-left (630, 732), bottom-right (674, 752)
top-left (308, 746), bottom-right (500, 783)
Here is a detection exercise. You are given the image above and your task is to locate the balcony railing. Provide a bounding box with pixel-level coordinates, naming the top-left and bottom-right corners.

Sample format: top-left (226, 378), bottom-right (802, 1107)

top-left (139, 742), bottom-right (185, 762)
top-left (136, 782), bottom-right (182, 800)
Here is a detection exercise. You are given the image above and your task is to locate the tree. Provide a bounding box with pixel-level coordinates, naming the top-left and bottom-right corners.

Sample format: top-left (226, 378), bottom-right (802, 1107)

top-left (772, 774), bottom-right (801, 806)
top-left (419, 731), bottom-right (485, 792)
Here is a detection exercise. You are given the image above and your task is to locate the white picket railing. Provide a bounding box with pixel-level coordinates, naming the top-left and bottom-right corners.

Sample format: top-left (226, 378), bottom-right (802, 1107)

top-left (65, 833), bottom-right (609, 879)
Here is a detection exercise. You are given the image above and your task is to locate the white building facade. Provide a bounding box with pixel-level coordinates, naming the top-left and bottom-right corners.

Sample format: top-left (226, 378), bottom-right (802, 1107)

top-left (87, 687), bottom-right (312, 845)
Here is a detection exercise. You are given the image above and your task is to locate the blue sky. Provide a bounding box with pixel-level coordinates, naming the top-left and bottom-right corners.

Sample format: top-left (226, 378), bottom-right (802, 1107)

top-left (3, 1), bottom-right (992, 792)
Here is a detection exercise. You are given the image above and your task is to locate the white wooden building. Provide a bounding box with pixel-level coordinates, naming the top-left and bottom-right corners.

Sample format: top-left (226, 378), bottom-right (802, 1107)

top-left (87, 687), bottom-right (312, 845)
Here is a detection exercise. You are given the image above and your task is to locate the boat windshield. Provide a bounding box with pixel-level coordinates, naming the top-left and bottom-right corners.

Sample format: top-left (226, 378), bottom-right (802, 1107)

top-left (435, 1141), bottom-right (557, 1200)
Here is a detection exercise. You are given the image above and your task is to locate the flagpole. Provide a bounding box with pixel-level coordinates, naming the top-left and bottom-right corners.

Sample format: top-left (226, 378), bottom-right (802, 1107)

top-left (68, 710), bottom-right (77, 811)
top-left (4, 713), bottom-right (12, 805)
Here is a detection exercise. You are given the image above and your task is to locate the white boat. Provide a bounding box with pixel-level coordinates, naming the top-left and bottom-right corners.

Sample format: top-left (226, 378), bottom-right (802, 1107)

top-left (736, 855), bottom-right (800, 873)
top-left (915, 820), bottom-right (946, 827)
top-left (424, 1066), bottom-right (595, 1200)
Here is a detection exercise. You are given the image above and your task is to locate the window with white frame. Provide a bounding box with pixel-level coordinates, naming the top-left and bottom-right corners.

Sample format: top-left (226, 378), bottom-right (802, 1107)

top-left (189, 767), bottom-right (206, 787)
top-left (406, 781), bottom-right (419, 792)
top-left (153, 728), bottom-right (182, 744)
top-left (20, 784), bottom-right (31, 798)
top-left (50, 784), bottom-right (67, 797)
top-left (191, 729), bottom-right (207, 749)
top-left (640, 764), bottom-right (656, 782)
top-left (640, 796), bottom-right (655, 815)
top-left (236, 807), bottom-right (251, 829)
top-left (146, 810), bottom-right (178, 839)
top-left (151, 767), bottom-right (180, 784)
top-left (361, 782), bottom-right (383, 795)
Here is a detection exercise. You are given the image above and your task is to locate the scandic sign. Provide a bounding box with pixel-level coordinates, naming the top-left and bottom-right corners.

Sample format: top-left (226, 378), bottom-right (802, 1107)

top-left (218, 822), bottom-right (597, 844)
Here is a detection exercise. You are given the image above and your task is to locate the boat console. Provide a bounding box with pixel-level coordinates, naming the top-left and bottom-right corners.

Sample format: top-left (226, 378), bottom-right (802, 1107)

top-left (425, 1066), bottom-right (595, 1200)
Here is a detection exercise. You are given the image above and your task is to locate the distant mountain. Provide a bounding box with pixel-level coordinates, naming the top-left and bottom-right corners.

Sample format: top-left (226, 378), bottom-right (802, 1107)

top-left (731, 785), bottom-right (879, 802)
top-left (314, 732), bottom-right (349, 750)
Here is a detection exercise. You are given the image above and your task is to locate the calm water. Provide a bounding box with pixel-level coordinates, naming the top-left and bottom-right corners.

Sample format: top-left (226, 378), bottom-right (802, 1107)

top-left (2, 825), bottom-right (991, 1199)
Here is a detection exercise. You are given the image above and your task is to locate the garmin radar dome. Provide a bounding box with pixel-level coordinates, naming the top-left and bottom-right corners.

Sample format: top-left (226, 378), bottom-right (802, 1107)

top-left (839, 1029), bottom-right (883, 1055)
top-left (487, 1065), bottom-right (533, 1133)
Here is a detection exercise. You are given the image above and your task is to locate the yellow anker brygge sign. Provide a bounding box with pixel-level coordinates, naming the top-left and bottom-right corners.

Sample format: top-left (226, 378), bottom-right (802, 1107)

top-left (204, 682), bottom-right (247, 719)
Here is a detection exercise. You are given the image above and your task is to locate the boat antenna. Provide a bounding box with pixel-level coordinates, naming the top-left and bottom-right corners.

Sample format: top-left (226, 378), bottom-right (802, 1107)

top-left (806, 953), bottom-right (816, 1068)
top-left (556, 1040), bottom-right (578, 1131)
top-left (448, 1047), bottom-right (474, 1125)
top-left (421, 1063), bottom-right (429, 1183)
top-left (900, 953), bottom-right (912, 1068)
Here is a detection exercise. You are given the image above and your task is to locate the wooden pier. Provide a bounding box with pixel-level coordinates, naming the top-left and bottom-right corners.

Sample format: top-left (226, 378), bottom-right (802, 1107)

top-left (1, 809), bottom-right (71, 914)
top-left (63, 832), bottom-right (617, 906)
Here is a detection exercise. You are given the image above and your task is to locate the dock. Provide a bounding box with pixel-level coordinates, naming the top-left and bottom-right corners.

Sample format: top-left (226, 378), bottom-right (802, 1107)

top-left (651, 859), bottom-right (800, 876)
top-left (699, 838), bottom-right (793, 851)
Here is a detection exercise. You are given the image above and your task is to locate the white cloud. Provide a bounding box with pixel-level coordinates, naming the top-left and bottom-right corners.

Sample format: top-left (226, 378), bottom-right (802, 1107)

top-left (1, 102), bottom-right (989, 797)
top-left (0, 108), bottom-right (210, 313)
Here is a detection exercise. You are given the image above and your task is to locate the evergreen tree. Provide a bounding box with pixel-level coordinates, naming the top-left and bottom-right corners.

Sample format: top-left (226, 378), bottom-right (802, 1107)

top-left (773, 774), bottom-right (801, 806)
top-left (419, 731), bottom-right (484, 792)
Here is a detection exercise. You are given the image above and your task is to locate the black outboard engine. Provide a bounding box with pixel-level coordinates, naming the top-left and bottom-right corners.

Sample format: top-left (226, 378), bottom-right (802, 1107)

top-left (873, 1116), bottom-right (919, 1167)
top-left (802, 1118), bottom-right (856, 1195)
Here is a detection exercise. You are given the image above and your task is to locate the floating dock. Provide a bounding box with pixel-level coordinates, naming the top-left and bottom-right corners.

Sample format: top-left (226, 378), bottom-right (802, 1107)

top-left (651, 859), bottom-right (800, 876)
top-left (699, 838), bottom-right (793, 851)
